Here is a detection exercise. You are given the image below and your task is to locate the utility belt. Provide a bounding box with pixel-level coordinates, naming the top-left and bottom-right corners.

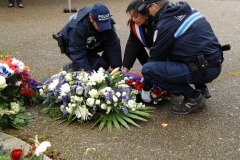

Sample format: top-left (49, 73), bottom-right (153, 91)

top-left (52, 34), bottom-right (69, 55)
top-left (188, 55), bottom-right (222, 75)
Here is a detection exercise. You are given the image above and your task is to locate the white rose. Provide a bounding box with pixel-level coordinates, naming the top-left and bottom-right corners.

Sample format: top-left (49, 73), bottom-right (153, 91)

top-left (88, 89), bottom-right (98, 98)
top-left (86, 98), bottom-right (95, 106)
top-left (0, 76), bottom-right (7, 89)
top-left (95, 100), bottom-right (100, 105)
top-left (100, 103), bottom-right (107, 110)
top-left (116, 92), bottom-right (121, 98)
top-left (10, 102), bottom-right (20, 114)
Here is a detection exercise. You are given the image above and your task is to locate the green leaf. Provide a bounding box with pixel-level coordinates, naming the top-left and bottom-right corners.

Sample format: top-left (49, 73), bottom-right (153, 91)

top-left (120, 115), bottom-right (140, 128)
top-left (126, 113), bottom-right (148, 121)
top-left (112, 116), bottom-right (121, 131)
top-left (107, 116), bottom-right (113, 133)
top-left (130, 110), bottom-right (151, 117)
top-left (99, 116), bottom-right (107, 131)
top-left (115, 116), bottom-right (131, 130)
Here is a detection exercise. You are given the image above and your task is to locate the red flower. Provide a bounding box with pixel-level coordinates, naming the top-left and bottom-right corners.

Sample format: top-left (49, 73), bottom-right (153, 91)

top-left (21, 87), bottom-right (34, 97)
top-left (11, 149), bottom-right (23, 160)
top-left (24, 146), bottom-right (36, 158)
top-left (126, 79), bottom-right (134, 86)
top-left (152, 88), bottom-right (163, 97)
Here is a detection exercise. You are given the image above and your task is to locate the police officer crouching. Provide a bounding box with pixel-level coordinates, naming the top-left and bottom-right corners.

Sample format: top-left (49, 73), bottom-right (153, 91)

top-left (138, 0), bottom-right (230, 114)
top-left (54, 3), bottom-right (122, 72)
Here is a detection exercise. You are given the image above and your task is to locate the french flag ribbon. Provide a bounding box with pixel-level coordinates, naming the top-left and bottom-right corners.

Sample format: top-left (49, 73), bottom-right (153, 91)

top-left (131, 23), bottom-right (147, 47)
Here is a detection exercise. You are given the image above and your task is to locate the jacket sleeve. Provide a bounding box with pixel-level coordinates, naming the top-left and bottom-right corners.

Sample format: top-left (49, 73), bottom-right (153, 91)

top-left (148, 26), bottom-right (175, 62)
top-left (123, 29), bottom-right (148, 69)
top-left (67, 28), bottom-right (92, 71)
top-left (102, 29), bottom-right (122, 69)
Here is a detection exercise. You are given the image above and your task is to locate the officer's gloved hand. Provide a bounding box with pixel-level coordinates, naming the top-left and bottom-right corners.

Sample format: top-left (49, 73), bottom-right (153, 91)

top-left (141, 89), bottom-right (152, 103)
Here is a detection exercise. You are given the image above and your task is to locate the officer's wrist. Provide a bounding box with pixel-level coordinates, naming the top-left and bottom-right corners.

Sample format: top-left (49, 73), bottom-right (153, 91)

top-left (122, 67), bottom-right (129, 72)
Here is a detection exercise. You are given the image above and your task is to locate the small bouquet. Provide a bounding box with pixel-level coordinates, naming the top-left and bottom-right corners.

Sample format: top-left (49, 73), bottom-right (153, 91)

top-left (40, 68), bottom-right (154, 132)
top-left (0, 135), bottom-right (51, 160)
top-left (123, 72), bottom-right (171, 104)
top-left (0, 54), bottom-right (40, 129)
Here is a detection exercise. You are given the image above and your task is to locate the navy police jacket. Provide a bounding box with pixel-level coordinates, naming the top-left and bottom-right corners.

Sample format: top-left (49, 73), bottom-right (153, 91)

top-left (58, 6), bottom-right (122, 71)
top-left (149, 1), bottom-right (223, 63)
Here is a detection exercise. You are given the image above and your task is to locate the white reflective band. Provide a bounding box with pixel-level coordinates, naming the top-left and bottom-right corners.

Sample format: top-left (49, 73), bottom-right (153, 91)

top-left (174, 12), bottom-right (203, 39)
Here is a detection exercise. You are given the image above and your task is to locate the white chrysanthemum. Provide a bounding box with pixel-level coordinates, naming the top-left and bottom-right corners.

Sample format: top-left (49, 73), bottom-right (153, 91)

top-left (124, 77), bottom-right (129, 81)
top-left (0, 75), bottom-right (8, 89)
top-left (10, 102), bottom-right (20, 114)
top-left (86, 98), bottom-right (95, 106)
top-left (88, 89), bottom-right (98, 98)
top-left (71, 95), bottom-right (83, 103)
top-left (35, 141), bottom-right (51, 156)
top-left (48, 79), bottom-right (59, 91)
top-left (122, 92), bottom-right (126, 97)
top-left (66, 104), bottom-right (74, 114)
top-left (65, 73), bottom-right (73, 81)
top-left (74, 105), bottom-right (92, 121)
top-left (12, 58), bottom-right (25, 70)
top-left (89, 71), bottom-right (106, 83)
top-left (87, 81), bottom-right (96, 86)
top-left (128, 99), bottom-right (137, 109)
top-left (60, 83), bottom-right (71, 97)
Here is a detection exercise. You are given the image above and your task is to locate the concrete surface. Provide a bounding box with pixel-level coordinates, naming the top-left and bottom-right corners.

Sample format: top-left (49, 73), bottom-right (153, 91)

top-left (0, 0), bottom-right (240, 160)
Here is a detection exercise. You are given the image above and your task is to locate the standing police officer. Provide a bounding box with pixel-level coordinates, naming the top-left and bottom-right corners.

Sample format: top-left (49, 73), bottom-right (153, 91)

top-left (138, 0), bottom-right (223, 114)
top-left (57, 3), bottom-right (122, 72)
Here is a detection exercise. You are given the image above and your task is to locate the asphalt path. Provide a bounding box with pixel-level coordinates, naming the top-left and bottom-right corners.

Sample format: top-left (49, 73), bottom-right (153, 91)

top-left (1, 0), bottom-right (240, 159)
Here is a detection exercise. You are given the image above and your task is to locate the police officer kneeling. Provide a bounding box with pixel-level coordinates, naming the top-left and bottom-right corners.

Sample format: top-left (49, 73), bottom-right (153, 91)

top-left (56, 3), bottom-right (122, 72)
top-left (139, 0), bottom-right (224, 114)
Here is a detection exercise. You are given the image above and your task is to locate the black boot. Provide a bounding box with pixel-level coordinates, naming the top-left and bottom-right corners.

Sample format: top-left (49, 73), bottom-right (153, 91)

top-left (172, 91), bottom-right (206, 115)
top-left (196, 85), bottom-right (211, 99)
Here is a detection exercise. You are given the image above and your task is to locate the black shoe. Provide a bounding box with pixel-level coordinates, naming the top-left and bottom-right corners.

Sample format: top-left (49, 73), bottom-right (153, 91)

top-left (200, 87), bottom-right (211, 99)
top-left (172, 92), bottom-right (206, 115)
top-left (63, 63), bottom-right (73, 72)
top-left (196, 86), bottom-right (211, 99)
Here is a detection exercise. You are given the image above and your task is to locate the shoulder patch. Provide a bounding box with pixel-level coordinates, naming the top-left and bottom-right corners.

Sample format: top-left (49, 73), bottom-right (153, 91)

top-left (174, 15), bottom-right (186, 21)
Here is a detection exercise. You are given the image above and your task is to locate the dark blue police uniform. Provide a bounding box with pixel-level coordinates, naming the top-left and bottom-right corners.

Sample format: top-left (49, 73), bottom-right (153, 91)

top-left (142, 1), bottom-right (223, 98)
top-left (58, 5), bottom-right (122, 72)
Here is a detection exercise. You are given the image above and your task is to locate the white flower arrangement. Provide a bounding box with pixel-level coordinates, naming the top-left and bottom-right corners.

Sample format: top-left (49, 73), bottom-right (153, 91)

top-left (40, 68), bottom-right (154, 132)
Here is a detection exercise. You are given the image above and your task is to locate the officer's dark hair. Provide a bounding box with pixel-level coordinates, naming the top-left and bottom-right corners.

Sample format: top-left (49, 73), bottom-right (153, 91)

top-left (126, 0), bottom-right (149, 26)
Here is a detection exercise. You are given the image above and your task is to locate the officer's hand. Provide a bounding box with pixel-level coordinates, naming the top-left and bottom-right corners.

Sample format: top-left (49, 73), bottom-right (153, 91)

top-left (122, 67), bottom-right (129, 73)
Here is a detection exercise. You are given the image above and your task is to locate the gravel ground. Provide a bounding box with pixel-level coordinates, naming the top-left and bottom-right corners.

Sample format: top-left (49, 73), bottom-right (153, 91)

top-left (1, 0), bottom-right (240, 159)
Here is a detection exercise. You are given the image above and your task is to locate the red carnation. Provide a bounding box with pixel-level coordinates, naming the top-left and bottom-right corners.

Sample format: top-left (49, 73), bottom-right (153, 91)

top-left (11, 149), bottom-right (23, 160)
top-left (152, 88), bottom-right (163, 97)
top-left (126, 79), bottom-right (134, 86)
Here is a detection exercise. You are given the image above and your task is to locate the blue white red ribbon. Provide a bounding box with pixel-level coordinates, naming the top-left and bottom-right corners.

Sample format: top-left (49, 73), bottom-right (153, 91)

top-left (131, 23), bottom-right (147, 47)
